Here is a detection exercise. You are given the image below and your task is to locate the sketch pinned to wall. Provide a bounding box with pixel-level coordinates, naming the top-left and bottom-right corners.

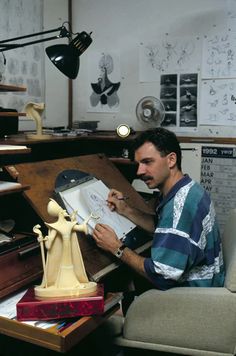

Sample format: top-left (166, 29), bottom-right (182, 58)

top-left (87, 51), bottom-right (121, 113)
top-left (139, 36), bottom-right (201, 82)
top-left (200, 79), bottom-right (236, 125)
top-left (0, 0), bottom-right (44, 113)
top-left (201, 32), bottom-right (236, 79)
top-left (160, 73), bottom-right (198, 129)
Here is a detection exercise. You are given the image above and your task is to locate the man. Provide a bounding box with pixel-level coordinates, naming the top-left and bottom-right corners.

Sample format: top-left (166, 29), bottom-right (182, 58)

top-left (92, 128), bottom-right (225, 290)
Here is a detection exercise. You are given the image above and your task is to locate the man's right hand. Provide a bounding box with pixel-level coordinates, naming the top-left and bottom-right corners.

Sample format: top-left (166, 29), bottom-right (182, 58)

top-left (107, 188), bottom-right (129, 216)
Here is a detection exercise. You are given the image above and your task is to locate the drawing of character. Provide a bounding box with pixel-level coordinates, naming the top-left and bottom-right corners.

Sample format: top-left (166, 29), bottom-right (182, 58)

top-left (90, 53), bottom-right (120, 108)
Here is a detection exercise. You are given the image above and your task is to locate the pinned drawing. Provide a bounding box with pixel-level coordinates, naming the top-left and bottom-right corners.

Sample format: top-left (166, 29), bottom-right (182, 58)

top-left (139, 36), bottom-right (201, 82)
top-left (88, 51), bottom-right (121, 112)
top-left (202, 32), bottom-right (236, 79)
top-left (200, 79), bottom-right (236, 125)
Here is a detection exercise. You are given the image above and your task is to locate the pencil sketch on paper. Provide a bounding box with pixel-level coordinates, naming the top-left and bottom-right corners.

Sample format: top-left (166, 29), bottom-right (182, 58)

top-left (59, 179), bottom-right (135, 240)
top-left (200, 79), bottom-right (236, 125)
top-left (139, 36), bottom-right (201, 82)
top-left (202, 32), bottom-right (236, 79)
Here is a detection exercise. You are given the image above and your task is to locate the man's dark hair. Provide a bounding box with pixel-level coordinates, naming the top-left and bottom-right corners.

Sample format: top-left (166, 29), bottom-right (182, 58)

top-left (132, 128), bottom-right (182, 170)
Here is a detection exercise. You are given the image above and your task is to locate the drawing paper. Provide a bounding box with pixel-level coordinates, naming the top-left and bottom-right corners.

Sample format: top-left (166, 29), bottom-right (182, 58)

top-left (59, 179), bottom-right (135, 239)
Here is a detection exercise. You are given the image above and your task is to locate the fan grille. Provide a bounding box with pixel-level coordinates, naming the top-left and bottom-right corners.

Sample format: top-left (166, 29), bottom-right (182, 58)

top-left (136, 96), bottom-right (165, 127)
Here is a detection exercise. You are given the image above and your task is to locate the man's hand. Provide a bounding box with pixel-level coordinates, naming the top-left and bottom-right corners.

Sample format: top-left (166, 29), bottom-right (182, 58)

top-left (92, 223), bottom-right (122, 254)
top-left (107, 188), bottom-right (130, 215)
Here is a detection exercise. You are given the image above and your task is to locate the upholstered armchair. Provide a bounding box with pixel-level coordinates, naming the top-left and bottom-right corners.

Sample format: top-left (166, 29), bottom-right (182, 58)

top-left (112, 209), bottom-right (236, 356)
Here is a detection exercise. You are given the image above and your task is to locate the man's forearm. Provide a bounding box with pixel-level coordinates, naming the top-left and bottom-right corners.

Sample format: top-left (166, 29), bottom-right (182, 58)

top-left (124, 206), bottom-right (155, 233)
top-left (119, 247), bottom-right (148, 278)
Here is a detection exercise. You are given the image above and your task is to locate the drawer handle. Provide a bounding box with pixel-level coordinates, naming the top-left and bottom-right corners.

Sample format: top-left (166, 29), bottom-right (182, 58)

top-left (18, 245), bottom-right (40, 258)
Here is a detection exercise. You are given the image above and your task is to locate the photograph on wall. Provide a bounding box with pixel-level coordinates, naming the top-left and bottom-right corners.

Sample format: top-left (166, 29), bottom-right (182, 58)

top-left (160, 73), bottom-right (198, 129)
top-left (179, 73), bottom-right (198, 128)
top-left (160, 74), bottom-right (177, 127)
top-left (87, 51), bottom-right (121, 113)
top-left (139, 35), bottom-right (201, 82)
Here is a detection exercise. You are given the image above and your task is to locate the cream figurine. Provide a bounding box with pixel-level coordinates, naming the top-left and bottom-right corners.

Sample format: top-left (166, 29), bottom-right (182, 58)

top-left (24, 102), bottom-right (51, 139)
top-left (33, 199), bottom-right (97, 299)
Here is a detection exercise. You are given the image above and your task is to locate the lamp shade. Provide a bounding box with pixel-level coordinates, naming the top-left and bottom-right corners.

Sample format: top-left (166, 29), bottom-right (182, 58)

top-left (46, 44), bottom-right (80, 79)
top-left (45, 31), bottom-right (92, 79)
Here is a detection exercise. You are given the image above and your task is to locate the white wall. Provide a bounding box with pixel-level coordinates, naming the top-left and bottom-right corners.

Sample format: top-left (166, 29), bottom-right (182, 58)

top-left (71, 0), bottom-right (234, 137)
top-left (43, 0), bottom-right (68, 127)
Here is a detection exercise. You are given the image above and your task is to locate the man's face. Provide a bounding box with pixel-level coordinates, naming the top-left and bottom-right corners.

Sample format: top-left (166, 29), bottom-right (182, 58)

top-left (134, 142), bottom-right (175, 191)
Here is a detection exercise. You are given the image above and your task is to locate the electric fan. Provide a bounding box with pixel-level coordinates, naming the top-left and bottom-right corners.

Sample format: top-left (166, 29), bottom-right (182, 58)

top-left (136, 96), bottom-right (165, 127)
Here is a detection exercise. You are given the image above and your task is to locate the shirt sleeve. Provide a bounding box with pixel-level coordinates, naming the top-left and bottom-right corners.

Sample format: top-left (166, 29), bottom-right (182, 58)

top-left (144, 228), bottom-right (200, 289)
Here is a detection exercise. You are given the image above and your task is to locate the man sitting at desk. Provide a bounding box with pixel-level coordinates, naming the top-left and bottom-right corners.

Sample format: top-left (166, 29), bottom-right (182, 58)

top-left (92, 128), bottom-right (225, 307)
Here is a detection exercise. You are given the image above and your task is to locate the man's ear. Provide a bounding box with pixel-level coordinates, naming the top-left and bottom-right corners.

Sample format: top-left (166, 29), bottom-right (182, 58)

top-left (167, 152), bottom-right (177, 169)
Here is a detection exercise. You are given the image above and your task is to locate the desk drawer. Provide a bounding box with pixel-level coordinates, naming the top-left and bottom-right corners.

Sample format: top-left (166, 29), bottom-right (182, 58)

top-left (0, 242), bottom-right (42, 298)
top-left (0, 293), bottom-right (121, 353)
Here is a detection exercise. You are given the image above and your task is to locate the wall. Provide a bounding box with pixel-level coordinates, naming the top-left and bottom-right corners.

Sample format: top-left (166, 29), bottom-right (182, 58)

top-left (0, 0), bottom-right (44, 131)
top-left (72, 0), bottom-right (236, 138)
top-left (43, 0), bottom-right (69, 128)
top-left (0, 0), bottom-right (68, 130)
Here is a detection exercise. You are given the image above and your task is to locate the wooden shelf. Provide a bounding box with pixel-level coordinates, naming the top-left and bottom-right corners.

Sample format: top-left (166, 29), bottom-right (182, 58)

top-left (0, 84), bottom-right (27, 92)
top-left (109, 157), bottom-right (136, 165)
top-left (0, 145), bottom-right (30, 155)
top-left (0, 182), bottom-right (30, 197)
top-left (0, 112), bottom-right (26, 117)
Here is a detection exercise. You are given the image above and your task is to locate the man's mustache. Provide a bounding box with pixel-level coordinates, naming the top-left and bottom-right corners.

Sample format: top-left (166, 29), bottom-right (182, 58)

top-left (137, 175), bottom-right (153, 182)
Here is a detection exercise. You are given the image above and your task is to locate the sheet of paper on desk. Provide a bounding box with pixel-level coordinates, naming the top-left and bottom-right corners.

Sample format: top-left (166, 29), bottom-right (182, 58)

top-left (60, 179), bottom-right (135, 240)
top-left (0, 289), bottom-right (26, 319)
top-left (0, 289), bottom-right (57, 328)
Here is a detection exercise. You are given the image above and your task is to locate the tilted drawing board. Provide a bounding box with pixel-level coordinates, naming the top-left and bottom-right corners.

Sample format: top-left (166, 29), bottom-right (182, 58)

top-left (6, 154), bottom-right (153, 281)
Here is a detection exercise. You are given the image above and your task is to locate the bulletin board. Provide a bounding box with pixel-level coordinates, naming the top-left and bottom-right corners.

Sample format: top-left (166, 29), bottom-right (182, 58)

top-left (0, 0), bottom-right (44, 113)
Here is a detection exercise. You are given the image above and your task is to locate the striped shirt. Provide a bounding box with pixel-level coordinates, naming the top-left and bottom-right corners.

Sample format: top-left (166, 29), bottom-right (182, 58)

top-left (144, 175), bottom-right (225, 290)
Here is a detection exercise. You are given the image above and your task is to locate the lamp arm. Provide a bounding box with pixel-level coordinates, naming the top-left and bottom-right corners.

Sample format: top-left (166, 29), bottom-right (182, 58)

top-left (0, 26), bottom-right (64, 44)
top-left (0, 26), bottom-right (71, 52)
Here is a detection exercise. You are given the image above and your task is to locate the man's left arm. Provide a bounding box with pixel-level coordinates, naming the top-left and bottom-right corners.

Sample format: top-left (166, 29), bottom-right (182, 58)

top-left (92, 223), bottom-right (148, 278)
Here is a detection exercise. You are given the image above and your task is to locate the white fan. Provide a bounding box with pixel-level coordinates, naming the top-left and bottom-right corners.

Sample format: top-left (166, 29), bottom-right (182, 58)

top-left (136, 96), bottom-right (165, 127)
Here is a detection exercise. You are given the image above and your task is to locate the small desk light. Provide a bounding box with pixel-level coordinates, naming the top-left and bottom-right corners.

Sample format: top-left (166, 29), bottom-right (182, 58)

top-left (0, 23), bottom-right (92, 79)
top-left (116, 124), bottom-right (131, 138)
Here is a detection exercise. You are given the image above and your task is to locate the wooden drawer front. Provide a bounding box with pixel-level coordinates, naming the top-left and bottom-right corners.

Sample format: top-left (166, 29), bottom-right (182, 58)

top-left (0, 243), bottom-right (42, 298)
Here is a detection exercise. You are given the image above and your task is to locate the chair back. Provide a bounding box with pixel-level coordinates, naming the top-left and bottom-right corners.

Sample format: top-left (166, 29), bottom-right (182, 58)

top-left (222, 208), bottom-right (236, 292)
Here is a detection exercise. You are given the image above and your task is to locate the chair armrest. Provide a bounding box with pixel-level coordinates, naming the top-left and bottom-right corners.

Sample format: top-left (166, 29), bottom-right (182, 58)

top-left (122, 287), bottom-right (236, 354)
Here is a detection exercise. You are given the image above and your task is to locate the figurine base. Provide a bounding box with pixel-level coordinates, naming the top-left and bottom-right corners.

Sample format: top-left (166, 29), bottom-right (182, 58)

top-left (34, 281), bottom-right (97, 299)
top-left (17, 284), bottom-right (104, 321)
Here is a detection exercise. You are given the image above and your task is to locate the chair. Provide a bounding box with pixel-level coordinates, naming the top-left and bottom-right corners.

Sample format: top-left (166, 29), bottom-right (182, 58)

top-left (112, 209), bottom-right (236, 356)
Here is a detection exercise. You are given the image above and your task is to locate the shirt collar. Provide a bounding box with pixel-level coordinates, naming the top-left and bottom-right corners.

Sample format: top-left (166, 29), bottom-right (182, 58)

top-left (158, 174), bottom-right (192, 210)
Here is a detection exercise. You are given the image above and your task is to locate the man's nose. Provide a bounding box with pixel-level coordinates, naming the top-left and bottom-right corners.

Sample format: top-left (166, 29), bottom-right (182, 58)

top-left (137, 163), bottom-right (146, 176)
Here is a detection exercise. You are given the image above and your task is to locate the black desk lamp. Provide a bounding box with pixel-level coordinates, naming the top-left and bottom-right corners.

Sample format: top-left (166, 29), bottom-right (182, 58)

top-left (0, 23), bottom-right (92, 79)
